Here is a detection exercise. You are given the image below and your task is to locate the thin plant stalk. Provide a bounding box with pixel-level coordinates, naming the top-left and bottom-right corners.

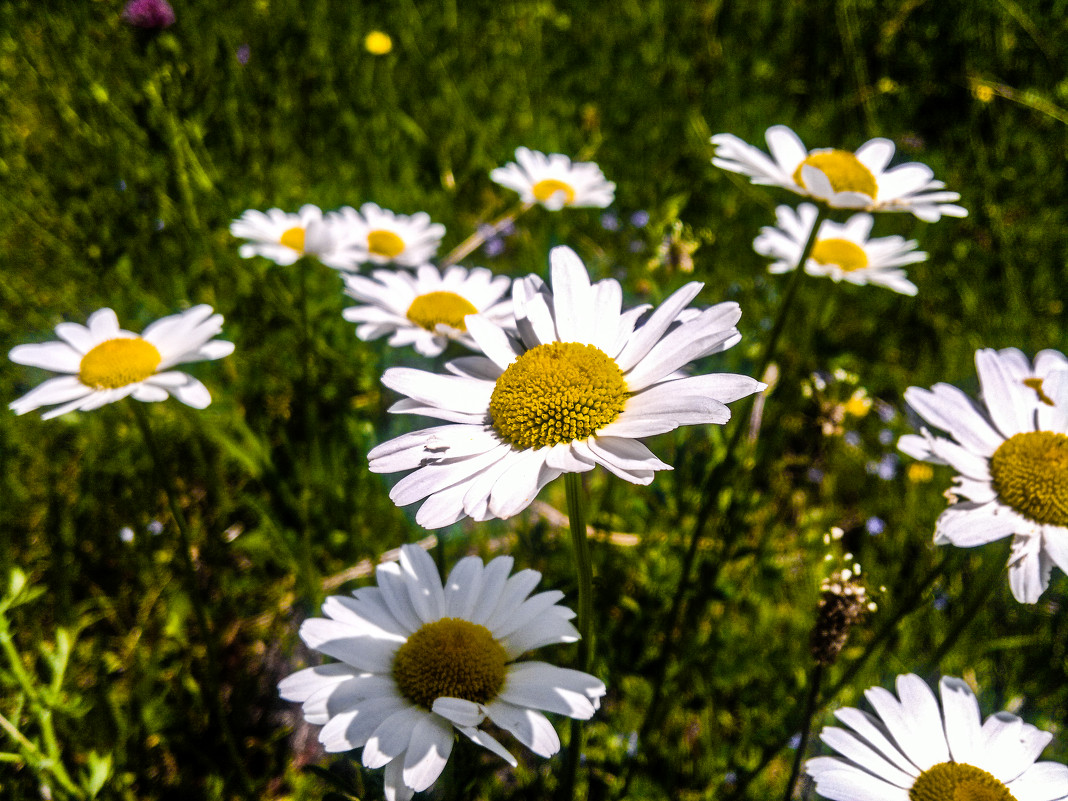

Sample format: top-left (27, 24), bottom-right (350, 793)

top-left (560, 472), bottom-right (593, 801)
top-left (440, 201), bottom-right (533, 267)
top-left (781, 662), bottom-right (824, 801)
top-left (625, 206), bottom-right (829, 768)
top-left (131, 404), bottom-right (256, 799)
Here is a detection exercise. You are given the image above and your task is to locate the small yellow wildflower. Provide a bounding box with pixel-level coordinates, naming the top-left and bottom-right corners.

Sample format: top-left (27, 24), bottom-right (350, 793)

top-left (365, 31), bottom-right (392, 55)
top-left (907, 462), bottom-right (934, 483)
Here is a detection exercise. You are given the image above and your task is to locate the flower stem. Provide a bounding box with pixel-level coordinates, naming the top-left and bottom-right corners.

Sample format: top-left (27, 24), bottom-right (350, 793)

top-left (561, 472), bottom-right (593, 801)
top-left (131, 404), bottom-right (256, 799)
top-left (781, 662), bottom-right (823, 801)
top-left (440, 201), bottom-right (533, 267)
top-left (624, 206), bottom-right (830, 775)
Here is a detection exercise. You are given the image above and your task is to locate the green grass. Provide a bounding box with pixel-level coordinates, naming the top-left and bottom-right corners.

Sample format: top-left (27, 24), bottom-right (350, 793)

top-left (2, 1), bottom-right (1067, 799)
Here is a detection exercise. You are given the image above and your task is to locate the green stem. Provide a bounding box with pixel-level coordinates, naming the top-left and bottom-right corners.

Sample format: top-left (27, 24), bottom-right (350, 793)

top-left (296, 259), bottom-right (319, 604)
top-left (131, 405), bottom-right (256, 799)
top-left (622, 207), bottom-right (830, 783)
top-left (440, 201), bottom-right (533, 267)
top-left (560, 473), bottom-right (593, 801)
top-left (781, 663), bottom-right (823, 801)
top-left (724, 554), bottom-right (950, 800)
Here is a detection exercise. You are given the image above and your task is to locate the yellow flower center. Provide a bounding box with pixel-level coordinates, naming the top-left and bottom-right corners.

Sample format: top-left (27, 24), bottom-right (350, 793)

top-left (279, 226), bottom-right (306, 253)
top-left (909, 762), bottom-right (1016, 801)
top-left (811, 238), bottom-right (870, 272)
top-left (367, 229), bottom-right (406, 258)
top-left (406, 291), bottom-right (479, 333)
top-left (532, 179), bottom-right (576, 205)
top-left (79, 338), bottom-right (162, 389)
top-left (793, 150), bottom-right (878, 198)
top-left (1023, 377), bottom-right (1055, 406)
top-left (989, 431), bottom-right (1068, 526)
top-left (391, 618), bottom-right (508, 709)
top-left (489, 341), bottom-right (628, 450)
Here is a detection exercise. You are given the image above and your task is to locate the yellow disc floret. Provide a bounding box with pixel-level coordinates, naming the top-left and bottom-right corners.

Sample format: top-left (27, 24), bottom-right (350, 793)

top-left (532, 179), bottom-right (576, 206)
top-left (392, 618), bottom-right (508, 709)
top-left (909, 762), bottom-right (1016, 801)
top-left (280, 226), bottom-right (306, 253)
top-left (368, 229), bottom-right (406, 258)
top-left (407, 291), bottom-right (479, 333)
top-left (811, 238), bottom-right (869, 272)
top-left (989, 431), bottom-right (1068, 526)
top-left (79, 338), bottom-right (162, 389)
top-left (793, 150), bottom-right (878, 198)
top-left (490, 342), bottom-right (628, 450)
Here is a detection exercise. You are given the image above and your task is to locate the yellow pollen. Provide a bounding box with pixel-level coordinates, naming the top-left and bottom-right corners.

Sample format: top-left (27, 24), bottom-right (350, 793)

top-left (490, 341), bottom-right (628, 450)
top-left (406, 291), bottom-right (479, 333)
top-left (909, 762), bottom-right (1016, 801)
top-left (811, 238), bottom-right (869, 272)
top-left (79, 338), bottom-right (162, 389)
top-left (391, 618), bottom-right (507, 709)
top-left (279, 226), bottom-right (306, 253)
top-left (1023, 377), bottom-right (1055, 406)
top-left (532, 179), bottom-right (576, 205)
top-left (367, 229), bottom-right (406, 258)
top-left (793, 150), bottom-right (878, 198)
top-left (989, 431), bottom-right (1068, 526)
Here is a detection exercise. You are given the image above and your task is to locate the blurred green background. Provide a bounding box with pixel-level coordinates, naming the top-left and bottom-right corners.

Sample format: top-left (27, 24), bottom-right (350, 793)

top-left (2, 0), bottom-right (1067, 799)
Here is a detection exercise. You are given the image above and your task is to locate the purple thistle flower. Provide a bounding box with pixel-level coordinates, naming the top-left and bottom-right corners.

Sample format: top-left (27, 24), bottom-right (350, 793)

top-left (123, 0), bottom-right (176, 29)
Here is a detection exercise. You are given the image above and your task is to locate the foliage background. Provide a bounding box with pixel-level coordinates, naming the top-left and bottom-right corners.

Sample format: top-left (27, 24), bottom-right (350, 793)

top-left (2, 0), bottom-right (1067, 799)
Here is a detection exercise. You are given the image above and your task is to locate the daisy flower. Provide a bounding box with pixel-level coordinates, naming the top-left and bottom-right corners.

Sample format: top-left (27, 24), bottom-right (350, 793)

top-left (330, 203), bottom-right (446, 268)
top-left (978, 347), bottom-right (1068, 409)
top-left (279, 544), bottom-right (605, 801)
top-left (9, 306), bottom-right (234, 419)
top-left (342, 265), bottom-right (514, 357)
top-left (806, 673), bottom-right (1068, 801)
top-left (367, 246), bottom-right (765, 529)
top-left (754, 203), bottom-right (926, 295)
top-left (711, 125), bottom-right (967, 222)
top-left (899, 349), bottom-right (1068, 603)
top-left (230, 204), bottom-right (360, 270)
top-left (490, 148), bottom-right (615, 211)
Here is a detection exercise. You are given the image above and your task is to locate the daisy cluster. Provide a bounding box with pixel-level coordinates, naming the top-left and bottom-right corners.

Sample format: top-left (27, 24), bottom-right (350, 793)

top-left (713, 124), bottom-right (967, 295)
top-left (10, 123), bottom-right (1068, 801)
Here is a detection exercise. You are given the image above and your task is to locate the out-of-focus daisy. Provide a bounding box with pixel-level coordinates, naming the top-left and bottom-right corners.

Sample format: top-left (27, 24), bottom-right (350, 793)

top-left (490, 148), bottom-right (615, 211)
top-left (899, 350), bottom-right (1068, 603)
top-left (10, 306), bottom-right (234, 420)
top-left (754, 203), bottom-right (926, 295)
top-left (230, 204), bottom-right (360, 270)
top-left (341, 265), bottom-right (514, 357)
top-left (978, 347), bottom-right (1068, 411)
top-left (331, 203), bottom-right (445, 269)
top-left (279, 544), bottom-right (605, 801)
top-left (711, 125), bottom-right (967, 222)
top-left (367, 246), bottom-right (765, 528)
top-left (807, 673), bottom-right (1068, 801)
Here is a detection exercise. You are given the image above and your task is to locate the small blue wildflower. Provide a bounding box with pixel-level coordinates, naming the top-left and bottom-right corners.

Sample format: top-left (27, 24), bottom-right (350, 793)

top-left (866, 516), bottom-right (886, 536)
top-left (484, 237), bottom-right (505, 257)
top-left (806, 466), bottom-right (824, 484)
top-left (630, 210), bottom-right (650, 227)
top-left (878, 428), bottom-right (894, 445)
top-left (844, 431), bottom-right (861, 447)
top-left (237, 44), bottom-right (251, 65)
top-left (601, 213), bottom-right (620, 231)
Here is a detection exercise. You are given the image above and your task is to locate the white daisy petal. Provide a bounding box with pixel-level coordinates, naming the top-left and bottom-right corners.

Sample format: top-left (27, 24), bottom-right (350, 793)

top-left (484, 701), bottom-right (562, 758)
